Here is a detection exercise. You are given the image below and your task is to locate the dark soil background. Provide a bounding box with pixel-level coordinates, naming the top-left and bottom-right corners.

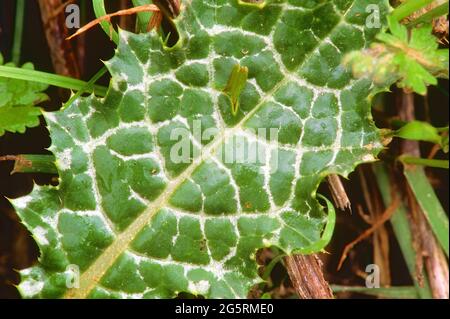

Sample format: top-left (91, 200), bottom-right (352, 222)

top-left (0, 0), bottom-right (448, 299)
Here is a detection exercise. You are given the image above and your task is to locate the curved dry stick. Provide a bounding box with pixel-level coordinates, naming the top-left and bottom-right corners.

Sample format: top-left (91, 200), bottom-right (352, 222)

top-left (66, 4), bottom-right (160, 40)
top-left (337, 195), bottom-right (400, 270)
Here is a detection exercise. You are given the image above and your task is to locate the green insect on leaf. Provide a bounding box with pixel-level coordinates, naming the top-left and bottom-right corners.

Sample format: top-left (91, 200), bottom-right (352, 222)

top-left (224, 64), bottom-right (248, 116)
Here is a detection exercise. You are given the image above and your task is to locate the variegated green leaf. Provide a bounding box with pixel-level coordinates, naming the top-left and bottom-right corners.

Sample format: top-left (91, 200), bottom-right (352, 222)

top-left (13, 0), bottom-right (389, 299)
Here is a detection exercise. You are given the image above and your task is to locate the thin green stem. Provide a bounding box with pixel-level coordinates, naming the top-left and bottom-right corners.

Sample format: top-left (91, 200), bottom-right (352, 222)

top-left (331, 285), bottom-right (419, 299)
top-left (294, 194), bottom-right (336, 254)
top-left (262, 253), bottom-right (286, 280)
top-left (391, 0), bottom-right (435, 21)
top-left (399, 155), bottom-right (449, 169)
top-left (12, 0), bottom-right (25, 65)
top-left (0, 65), bottom-right (107, 96)
top-left (63, 66), bottom-right (108, 109)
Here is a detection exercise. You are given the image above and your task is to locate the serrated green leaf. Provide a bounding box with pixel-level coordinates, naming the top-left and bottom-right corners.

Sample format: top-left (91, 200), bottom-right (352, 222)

top-left (13, 0), bottom-right (388, 299)
top-left (0, 55), bottom-right (48, 136)
top-left (394, 54), bottom-right (437, 95)
top-left (0, 58), bottom-right (48, 108)
top-left (387, 16), bottom-right (408, 42)
top-left (0, 105), bottom-right (42, 135)
top-left (345, 12), bottom-right (449, 95)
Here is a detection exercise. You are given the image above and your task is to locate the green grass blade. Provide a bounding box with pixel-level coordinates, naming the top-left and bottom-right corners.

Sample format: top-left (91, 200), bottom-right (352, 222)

top-left (0, 65), bottom-right (107, 96)
top-left (399, 156), bottom-right (449, 169)
top-left (408, 2), bottom-right (449, 27)
top-left (373, 163), bottom-right (433, 299)
top-left (62, 66), bottom-right (108, 110)
top-left (331, 285), bottom-right (419, 299)
top-left (92, 0), bottom-right (119, 45)
top-left (12, 0), bottom-right (25, 65)
top-left (391, 0), bottom-right (436, 21)
top-left (403, 166), bottom-right (449, 256)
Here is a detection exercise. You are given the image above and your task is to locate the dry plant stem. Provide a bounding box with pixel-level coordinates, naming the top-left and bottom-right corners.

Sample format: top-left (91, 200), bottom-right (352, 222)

top-left (409, 187), bottom-right (449, 298)
top-left (337, 195), bottom-right (400, 270)
top-left (358, 167), bottom-right (391, 286)
top-left (356, 204), bottom-right (373, 224)
top-left (399, 92), bottom-right (420, 157)
top-left (148, 11), bottom-right (163, 32)
top-left (38, 0), bottom-right (80, 78)
top-left (0, 155), bottom-right (30, 174)
top-left (327, 175), bottom-right (351, 211)
top-left (0, 156), bottom-right (19, 162)
top-left (66, 4), bottom-right (160, 40)
top-left (119, 0), bottom-right (134, 30)
top-left (400, 91), bottom-right (449, 299)
top-left (373, 217), bottom-right (391, 286)
top-left (47, 0), bottom-right (76, 19)
top-left (153, 0), bottom-right (181, 18)
top-left (424, 240), bottom-right (449, 298)
top-left (284, 254), bottom-right (333, 299)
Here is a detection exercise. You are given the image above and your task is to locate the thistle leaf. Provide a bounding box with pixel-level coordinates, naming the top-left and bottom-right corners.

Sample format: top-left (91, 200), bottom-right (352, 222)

top-left (13, 0), bottom-right (388, 299)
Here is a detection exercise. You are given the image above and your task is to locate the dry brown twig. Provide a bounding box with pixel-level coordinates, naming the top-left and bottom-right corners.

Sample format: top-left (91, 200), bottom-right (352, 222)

top-left (48, 0), bottom-right (77, 20)
top-left (358, 166), bottom-right (391, 285)
top-left (337, 194), bottom-right (400, 270)
top-left (399, 90), bottom-right (449, 299)
top-left (284, 254), bottom-right (333, 299)
top-left (38, 0), bottom-right (81, 78)
top-left (327, 175), bottom-right (351, 211)
top-left (66, 4), bottom-right (161, 40)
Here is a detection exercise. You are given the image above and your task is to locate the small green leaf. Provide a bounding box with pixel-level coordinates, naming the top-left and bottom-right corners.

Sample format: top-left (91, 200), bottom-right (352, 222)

top-left (0, 105), bottom-right (42, 135)
top-left (0, 57), bottom-right (48, 136)
top-left (387, 16), bottom-right (408, 42)
top-left (345, 14), bottom-right (449, 95)
top-left (0, 58), bottom-right (48, 107)
top-left (395, 120), bottom-right (442, 144)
